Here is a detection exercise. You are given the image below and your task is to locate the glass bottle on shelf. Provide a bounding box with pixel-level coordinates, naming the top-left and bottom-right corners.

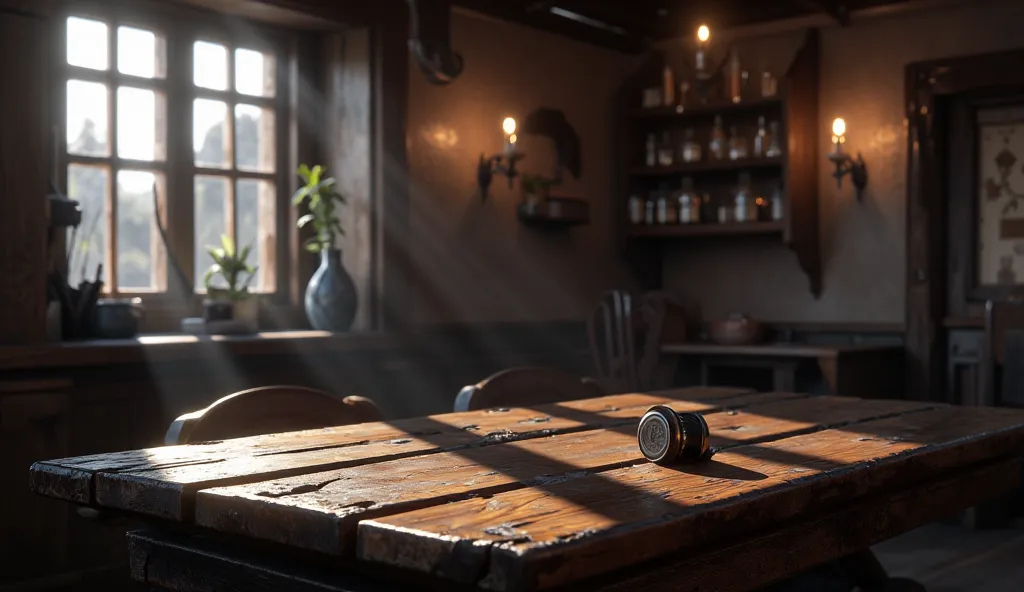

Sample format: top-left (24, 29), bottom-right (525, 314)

top-left (766, 121), bottom-right (783, 157)
top-left (645, 133), bottom-right (657, 167)
top-left (753, 116), bottom-right (767, 158)
top-left (709, 116), bottom-right (727, 160)
top-left (628, 194), bottom-right (644, 225)
top-left (728, 125), bottom-right (748, 161)
top-left (771, 183), bottom-right (785, 221)
top-left (658, 132), bottom-right (674, 167)
top-left (681, 128), bottom-right (702, 163)
top-left (656, 184), bottom-right (675, 224)
top-left (734, 171), bottom-right (753, 223)
top-left (677, 177), bottom-right (699, 224)
top-left (761, 72), bottom-right (778, 98)
top-left (663, 64), bottom-right (675, 106)
top-left (727, 47), bottom-right (742, 104)
top-left (644, 192), bottom-right (656, 225)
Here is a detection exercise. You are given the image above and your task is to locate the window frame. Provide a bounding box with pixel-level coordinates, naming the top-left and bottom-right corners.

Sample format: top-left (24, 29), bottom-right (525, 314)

top-left (57, 1), bottom-right (294, 318)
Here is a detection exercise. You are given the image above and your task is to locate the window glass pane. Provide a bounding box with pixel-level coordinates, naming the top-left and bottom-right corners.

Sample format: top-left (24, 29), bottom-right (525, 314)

top-left (194, 99), bottom-right (230, 168)
top-left (193, 41), bottom-right (228, 90)
top-left (237, 179), bottom-right (275, 291)
top-left (194, 175), bottom-right (230, 290)
top-left (67, 17), bottom-right (108, 70)
top-left (67, 80), bottom-right (109, 157)
top-left (118, 26), bottom-right (164, 78)
top-left (235, 104), bottom-right (275, 173)
top-left (67, 164), bottom-right (109, 288)
top-left (117, 171), bottom-right (161, 290)
top-left (235, 48), bottom-right (275, 97)
top-left (118, 87), bottom-right (165, 161)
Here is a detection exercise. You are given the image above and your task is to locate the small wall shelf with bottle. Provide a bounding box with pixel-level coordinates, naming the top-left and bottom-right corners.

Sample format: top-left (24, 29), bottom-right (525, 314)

top-left (615, 29), bottom-right (821, 297)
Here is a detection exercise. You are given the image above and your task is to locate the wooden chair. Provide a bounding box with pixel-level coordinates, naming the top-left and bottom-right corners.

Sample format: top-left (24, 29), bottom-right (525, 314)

top-left (164, 386), bottom-right (383, 445)
top-left (453, 367), bottom-right (606, 412)
top-left (587, 290), bottom-right (636, 393)
top-left (587, 290), bottom-right (687, 393)
top-left (980, 300), bottom-right (1024, 408)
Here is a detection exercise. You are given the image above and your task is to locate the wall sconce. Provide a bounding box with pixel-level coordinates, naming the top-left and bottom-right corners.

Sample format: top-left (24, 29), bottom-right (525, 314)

top-left (826, 117), bottom-right (868, 199)
top-left (477, 116), bottom-right (525, 201)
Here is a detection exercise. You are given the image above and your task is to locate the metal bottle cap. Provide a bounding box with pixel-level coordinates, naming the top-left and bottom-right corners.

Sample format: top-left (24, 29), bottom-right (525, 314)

top-left (637, 405), bottom-right (711, 465)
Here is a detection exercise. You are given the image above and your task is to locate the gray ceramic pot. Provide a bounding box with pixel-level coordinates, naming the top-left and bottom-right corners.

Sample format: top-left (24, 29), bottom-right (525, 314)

top-left (305, 248), bottom-right (357, 332)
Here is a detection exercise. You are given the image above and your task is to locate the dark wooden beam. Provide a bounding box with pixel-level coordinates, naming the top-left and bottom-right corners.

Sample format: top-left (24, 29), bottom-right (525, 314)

top-left (795, 0), bottom-right (851, 25)
top-left (454, 0), bottom-right (649, 53)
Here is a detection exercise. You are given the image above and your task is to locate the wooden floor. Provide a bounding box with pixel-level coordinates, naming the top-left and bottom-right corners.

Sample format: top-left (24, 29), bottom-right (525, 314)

top-left (873, 521), bottom-right (1024, 591)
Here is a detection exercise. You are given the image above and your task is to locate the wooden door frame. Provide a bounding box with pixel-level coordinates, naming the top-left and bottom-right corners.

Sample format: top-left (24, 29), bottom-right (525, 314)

top-left (905, 48), bottom-right (1024, 402)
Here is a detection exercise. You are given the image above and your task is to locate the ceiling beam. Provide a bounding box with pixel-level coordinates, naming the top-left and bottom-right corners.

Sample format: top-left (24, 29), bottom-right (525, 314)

top-left (795, 0), bottom-right (851, 25)
top-left (453, 0), bottom-right (649, 53)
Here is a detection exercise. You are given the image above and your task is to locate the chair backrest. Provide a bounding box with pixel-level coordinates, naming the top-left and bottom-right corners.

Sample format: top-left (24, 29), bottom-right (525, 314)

top-left (588, 290), bottom-right (688, 393)
top-left (453, 367), bottom-right (607, 412)
top-left (635, 291), bottom-right (688, 389)
top-left (587, 290), bottom-right (636, 393)
top-left (982, 300), bottom-right (1024, 406)
top-left (164, 386), bottom-right (383, 445)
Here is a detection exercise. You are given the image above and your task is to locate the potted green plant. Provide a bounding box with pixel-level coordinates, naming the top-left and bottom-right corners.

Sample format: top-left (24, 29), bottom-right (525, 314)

top-left (203, 234), bottom-right (258, 331)
top-left (521, 174), bottom-right (557, 208)
top-left (292, 164), bottom-right (357, 332)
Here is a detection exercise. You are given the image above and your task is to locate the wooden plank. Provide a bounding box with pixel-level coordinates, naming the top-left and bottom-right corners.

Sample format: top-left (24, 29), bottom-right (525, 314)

top-left (592, 457), bottom-right (1023, 592)
top-left (357, 406), bottom-right (1024, 591)
top-left (195, 396), bottom-right (929, 555)
top-left (30, 389), bottom-right (772, 515)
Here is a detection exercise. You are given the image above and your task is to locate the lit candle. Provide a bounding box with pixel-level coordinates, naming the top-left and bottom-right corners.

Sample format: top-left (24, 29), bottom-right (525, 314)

top-left (502, 117), bottom-right (517, 155)
top-left (831, 117), bottom-right (846, 154)
top-left (696, 25), bottom-right (710, 73)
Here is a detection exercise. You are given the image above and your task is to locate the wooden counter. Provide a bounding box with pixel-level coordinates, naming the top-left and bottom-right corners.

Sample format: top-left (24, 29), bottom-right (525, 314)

top-left (661, 342), bottom-right (905, 398)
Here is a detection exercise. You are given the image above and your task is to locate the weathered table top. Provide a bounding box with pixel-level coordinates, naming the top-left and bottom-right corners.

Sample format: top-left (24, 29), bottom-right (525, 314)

top-left (29, 387), bottom-right (1024, 592)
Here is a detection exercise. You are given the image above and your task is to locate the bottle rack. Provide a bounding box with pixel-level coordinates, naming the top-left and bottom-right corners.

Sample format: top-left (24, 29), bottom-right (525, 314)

top-left (614, 29), bottom-right (821, 297)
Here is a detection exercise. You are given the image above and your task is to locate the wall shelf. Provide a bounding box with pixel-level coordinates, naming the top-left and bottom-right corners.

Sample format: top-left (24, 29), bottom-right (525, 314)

top-left (627, 220), bottom-right (785, 239)
top-left (614, 29), bottom-right (821, 298)
top-left (630, 156), bottom-right (782, 176)
top-left (633, 97), bottom-right (782, 121)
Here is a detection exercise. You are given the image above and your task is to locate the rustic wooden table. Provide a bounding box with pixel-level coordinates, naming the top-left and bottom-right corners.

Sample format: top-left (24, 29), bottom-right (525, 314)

top-left (29, 387), bottom-right (1024, 592)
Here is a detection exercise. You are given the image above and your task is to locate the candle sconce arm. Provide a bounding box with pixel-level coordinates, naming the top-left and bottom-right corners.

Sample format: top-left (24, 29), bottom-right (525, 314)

top-left (477, 153), bottom-right (524, 201)
top-left (827, 151), bottom-right (868, 198)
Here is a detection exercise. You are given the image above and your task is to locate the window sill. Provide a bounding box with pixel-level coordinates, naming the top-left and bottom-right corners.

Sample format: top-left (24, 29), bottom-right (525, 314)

top-left (0, 330), bottom-right (402, 372)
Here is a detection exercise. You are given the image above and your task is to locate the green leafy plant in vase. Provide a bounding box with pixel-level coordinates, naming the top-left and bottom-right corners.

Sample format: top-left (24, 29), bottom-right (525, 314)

top-left (521, 173), bottom-right (558, 208)
top-left (292, 164), bottom-right (358, 332)
top-left (203, 234), bottom-right (258, 331)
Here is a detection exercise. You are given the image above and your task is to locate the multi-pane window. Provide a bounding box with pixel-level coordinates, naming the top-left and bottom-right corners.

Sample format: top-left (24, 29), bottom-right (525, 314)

top-left (63, 14), bottom-right (280, 296)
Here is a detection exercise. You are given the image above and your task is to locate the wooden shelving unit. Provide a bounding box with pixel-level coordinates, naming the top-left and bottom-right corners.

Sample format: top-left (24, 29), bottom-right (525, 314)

top-left (629, 156), bottom-right (782, 176)
top-left (627, 220), bottom-right (785, 239)
top-left (614, 30), bottom-right (821, 297)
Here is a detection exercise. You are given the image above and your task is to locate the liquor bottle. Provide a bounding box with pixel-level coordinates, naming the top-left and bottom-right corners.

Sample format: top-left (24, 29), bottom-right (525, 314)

top-left (727, 48), bottom-right (742, 104)
top-left (657, 132), bottom-right (674, 167)
top-left (681, 128), bottom-right (702, 163)
top-left (766, 121), bottom-right (783, 157)
top-left (734, 171), bottom-right (753, 222)
top-left (677, 177), bottom-right (700, 224)
top-left (753, 116), bottom-right (767, 158)
top-left (709, 116), bottom-right (727, 160)
top-left (645, 133), bottom-right (657, 167)
top-left (728, 125), bottom-right (748, 161)
top-left (663, 64), bottom-right (675, 106)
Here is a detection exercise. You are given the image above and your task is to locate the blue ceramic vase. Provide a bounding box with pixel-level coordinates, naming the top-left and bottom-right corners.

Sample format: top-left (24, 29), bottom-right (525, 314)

top-left (305, 248), bottom-right (357, 332)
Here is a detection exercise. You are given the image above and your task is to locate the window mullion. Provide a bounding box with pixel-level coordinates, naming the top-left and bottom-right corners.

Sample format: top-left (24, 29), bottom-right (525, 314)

top-left (107, 21), bottom-right (119, 293)
top-left (168, 25), bottom-right (196, 299)
top-left (227, 46), bottom-right (239, 251)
